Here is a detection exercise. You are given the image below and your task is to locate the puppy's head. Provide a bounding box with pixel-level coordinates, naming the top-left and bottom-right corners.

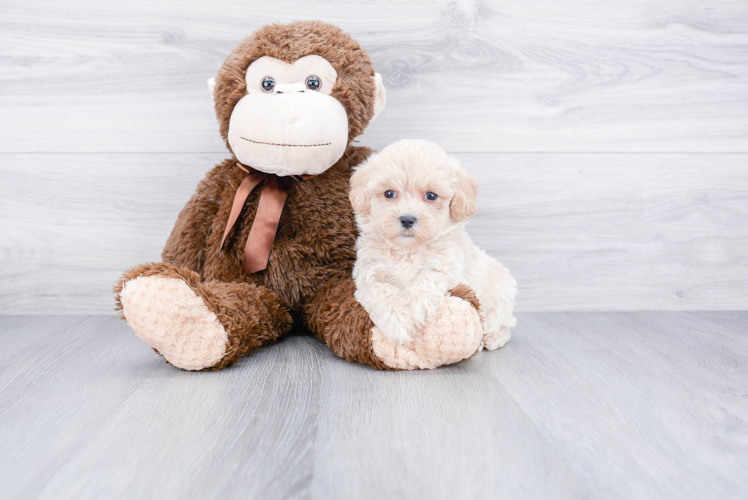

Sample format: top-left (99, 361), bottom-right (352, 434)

top-left (350, 139), bottom-right (478, 248)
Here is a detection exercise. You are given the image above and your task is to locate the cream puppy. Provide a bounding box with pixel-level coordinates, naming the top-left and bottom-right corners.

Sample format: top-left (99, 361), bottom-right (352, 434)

top-left (350, 139), bottom-right (517, 367)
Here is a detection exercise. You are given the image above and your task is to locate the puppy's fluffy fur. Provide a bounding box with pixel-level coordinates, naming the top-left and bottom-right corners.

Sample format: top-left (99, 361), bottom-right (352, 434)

top-left (350, 139), bottom-right (517, 351)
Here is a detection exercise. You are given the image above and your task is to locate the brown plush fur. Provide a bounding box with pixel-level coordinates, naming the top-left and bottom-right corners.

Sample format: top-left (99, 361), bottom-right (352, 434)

top-left (115, 22), bottom-right (393, 370)
top-left (448, 284), bottom-right (481, 313)
top-left (304, 279), bottom-right (391, 370)
top-left (114, 262), bottom-right (293, 370)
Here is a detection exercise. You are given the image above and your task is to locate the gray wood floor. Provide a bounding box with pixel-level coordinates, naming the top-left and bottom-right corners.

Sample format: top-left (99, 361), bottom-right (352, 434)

top-left (1, 312), bottom-right (746, 499)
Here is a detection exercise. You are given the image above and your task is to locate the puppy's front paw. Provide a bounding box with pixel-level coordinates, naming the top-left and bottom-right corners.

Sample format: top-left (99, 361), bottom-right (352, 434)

top-left (482, 326), bottom-right (511, 351)
top-left (410, 291), bottom-right (445, 328)
top-left (374, 317), bottom-right (414, 344)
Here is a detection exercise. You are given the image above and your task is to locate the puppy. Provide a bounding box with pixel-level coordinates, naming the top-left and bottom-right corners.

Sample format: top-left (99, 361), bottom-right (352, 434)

top-left (350, 139), bottom-right (517, 356)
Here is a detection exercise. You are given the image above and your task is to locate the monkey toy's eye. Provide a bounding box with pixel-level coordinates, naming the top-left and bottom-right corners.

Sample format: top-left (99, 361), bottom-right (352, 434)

top-left (425, 192), bottom-right (438, 201)
top-left (305, 75), bottom-right (321, 91)
top-left (384, 190), bottom-right (397, 199)
top-left (261, 76), bottom-right (275, 93)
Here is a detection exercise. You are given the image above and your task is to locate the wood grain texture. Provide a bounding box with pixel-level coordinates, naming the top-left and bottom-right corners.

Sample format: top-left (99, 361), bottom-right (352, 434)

top-left (1, 152), bottom-right (746, 314)
top-left (311, 344), bottom-right (597, 499)
top-left (1, 0), bottom-right (747, 153)
top-left (485, 312), bottom-right (748, 500)
top-left (468, 153), bottom-right (748, 311)
top-left (1, 313), bottom-right (746, 499)
top-left (0, 316), bottom-right (324, 500)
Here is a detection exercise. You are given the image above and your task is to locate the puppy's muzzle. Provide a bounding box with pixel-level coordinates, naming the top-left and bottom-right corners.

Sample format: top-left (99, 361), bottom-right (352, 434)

top-left (399, 215), bottom-right (417, 229)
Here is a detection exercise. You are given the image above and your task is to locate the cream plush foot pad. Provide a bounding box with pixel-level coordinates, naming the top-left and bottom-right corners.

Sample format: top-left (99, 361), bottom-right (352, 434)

top-left (119, 276), bottom-right (228, 371)
top-left (372, 296), bottom-right (483, 370)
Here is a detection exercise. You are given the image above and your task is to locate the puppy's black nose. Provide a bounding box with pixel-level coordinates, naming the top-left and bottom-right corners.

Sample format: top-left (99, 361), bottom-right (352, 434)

top-left (399, 215), bottom-right (417, 229)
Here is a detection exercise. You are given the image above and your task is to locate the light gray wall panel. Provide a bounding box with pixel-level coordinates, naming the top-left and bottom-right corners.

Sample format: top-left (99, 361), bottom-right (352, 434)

top-left (468, 153), bottom-right (748, 311)
top-left (1, 152), bottom-right (745, 314)
top-left (1, 0), bottom-right (747, 153)
top-left (1, 1), bottom-right (746, 313)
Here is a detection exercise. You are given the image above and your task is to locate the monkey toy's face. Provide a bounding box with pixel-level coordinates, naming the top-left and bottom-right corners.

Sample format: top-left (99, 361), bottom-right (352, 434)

top-left (228, 55), bottom-right (346, 177)
top-left (221, 54), bottom-right (385, 177)
top-left (210, 22), bottom-right (386, 177)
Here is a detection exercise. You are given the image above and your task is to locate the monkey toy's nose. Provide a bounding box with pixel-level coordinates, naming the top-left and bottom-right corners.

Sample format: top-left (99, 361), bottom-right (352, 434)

top-left (275, 82), bottom-right (306, 94)
top-left (399, 215), bottom-right (417, 229)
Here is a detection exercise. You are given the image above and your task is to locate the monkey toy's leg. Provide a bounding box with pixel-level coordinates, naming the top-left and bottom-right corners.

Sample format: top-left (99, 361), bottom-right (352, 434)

top-left (366, 285), bottom-right (483, 370)
top-left (304, 279), bottom-right (483, 370)
top-left (303, 279), bottom-right (391, 370)
top-left (115, 262), bottom-right (293, 371)
top-left (368, 296), bottom-right (483, 370)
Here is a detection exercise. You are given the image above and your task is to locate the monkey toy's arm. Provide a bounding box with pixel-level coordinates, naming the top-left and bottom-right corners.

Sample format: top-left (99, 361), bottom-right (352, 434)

top-left (161, 168), bottom-right (224, 274)
top-left (303, 278), bottom-right (392, 370)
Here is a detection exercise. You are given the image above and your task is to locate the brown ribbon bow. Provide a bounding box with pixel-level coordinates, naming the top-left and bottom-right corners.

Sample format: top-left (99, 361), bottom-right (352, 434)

top-left (220, 162), bottom-right (316, 274)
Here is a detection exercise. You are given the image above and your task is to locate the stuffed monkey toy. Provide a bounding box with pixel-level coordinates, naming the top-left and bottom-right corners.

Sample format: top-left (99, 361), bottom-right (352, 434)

top-left (114, 21), bottom-right (483, 371)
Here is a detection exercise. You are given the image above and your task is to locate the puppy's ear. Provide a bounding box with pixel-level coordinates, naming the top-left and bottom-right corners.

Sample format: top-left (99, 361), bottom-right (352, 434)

top-left (450, 169), bottom-right (479, 222)
top-left (349, 163), bottom-right (374, 216)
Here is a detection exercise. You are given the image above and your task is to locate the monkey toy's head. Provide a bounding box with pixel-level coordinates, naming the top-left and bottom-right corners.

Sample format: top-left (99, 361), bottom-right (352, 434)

top-left (209, 21), bottom-right (386, 177)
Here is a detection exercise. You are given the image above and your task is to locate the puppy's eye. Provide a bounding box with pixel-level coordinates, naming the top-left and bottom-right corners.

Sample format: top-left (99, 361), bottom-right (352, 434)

top-left (384, 190), bottom-right (397, 199)
top-left (261, 77), bottom-right (275, 92)
top-left (425, 192), bottom-right (438, 201)
top-left (305, 75), bottom-right (321, 91)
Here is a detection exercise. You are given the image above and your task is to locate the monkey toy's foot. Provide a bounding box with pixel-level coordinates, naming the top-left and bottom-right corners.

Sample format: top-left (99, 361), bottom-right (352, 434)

top-left (116, 263), bottom-right (294, 371)
top-left (119, 275), bottom-right (229, 371)
top-left (371, 294), bottom-right (483, 370)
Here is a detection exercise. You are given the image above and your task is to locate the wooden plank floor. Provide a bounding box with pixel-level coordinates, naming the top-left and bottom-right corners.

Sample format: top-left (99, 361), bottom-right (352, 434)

top-left (1, 313), bottom-right (746, 499)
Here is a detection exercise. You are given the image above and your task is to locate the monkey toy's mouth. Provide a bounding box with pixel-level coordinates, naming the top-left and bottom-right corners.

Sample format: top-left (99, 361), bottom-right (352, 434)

top-left (227, 90), bottom-right (349, 176)
top-left (240, 137), bottom-right (332, 148)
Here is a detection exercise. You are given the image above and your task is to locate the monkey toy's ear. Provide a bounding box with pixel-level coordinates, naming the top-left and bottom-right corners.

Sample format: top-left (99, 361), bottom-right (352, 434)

top-left (207, 77), bottom-right (216, 97)
top-left (349, 162), bottom-right (375, 216)
top-left (450, 169), bottom-right (479, 222)
top-left (369, 73), bottom-right (387, 123)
